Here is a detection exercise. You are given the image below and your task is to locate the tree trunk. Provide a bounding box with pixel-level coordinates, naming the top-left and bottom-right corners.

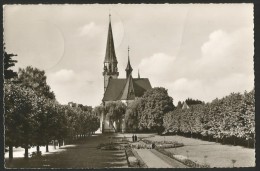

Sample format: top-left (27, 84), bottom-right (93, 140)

top-left (9, 145), bottom-right (13, 160)
top-left (247, 139), bottom-right (250, 148)
top-left (59, 140), bottom-right (61, 147)
top-left (208, 136), bottom-right (210, 141)
top-left (53, 141), bottom-right (56, 149)
top-left (24, 146), bottom-right (29, 159)
top-left (46, 144), bottom-right (49, 152)
top-left (233, 137), bottom-right (236, 146)
top-left (37, 145), bottom-right (40, 154)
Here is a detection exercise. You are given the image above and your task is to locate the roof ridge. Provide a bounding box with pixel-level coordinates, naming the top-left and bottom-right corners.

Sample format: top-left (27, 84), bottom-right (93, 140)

top-left (119, 75), bottom-right (135, 100)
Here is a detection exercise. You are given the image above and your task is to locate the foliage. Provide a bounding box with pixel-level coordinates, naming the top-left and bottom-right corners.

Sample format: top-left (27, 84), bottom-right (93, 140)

top-left (163, 89), bottom-right (255, 147)
top-left (4, 48), bottom-right (18, 80)
top-left (138, 87), bottom-right (174, 133)
top-left (93, 105), bottom-right (104, 118)
top-left (124, 98), bottom-right (143, 132)
top-left (5, 66), bottom-right (100, 158)
top-left (17, 66), bottom-right (55, 99)
top-left (5, 83), bottom-right (37, 148)
top-left (105, 101), bottom-right (126, 126)
top-left (185, 98), bottom-right (204, 106)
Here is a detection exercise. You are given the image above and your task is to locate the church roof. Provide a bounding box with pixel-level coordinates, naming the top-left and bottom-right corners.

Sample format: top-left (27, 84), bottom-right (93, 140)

top-left (102, 78), bottom-right (152, 101)
top-left (120, 75), bottom-right (135, 100)
top-left (104, 17), bottom-right (117, 63)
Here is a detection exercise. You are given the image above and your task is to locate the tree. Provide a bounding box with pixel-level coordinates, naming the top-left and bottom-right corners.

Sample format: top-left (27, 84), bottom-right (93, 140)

top-left (4, 48), bottom-right (18, 80)
top-left (162, 89), bottom-right (255, 147)
top-left (125, 98), bottom-right (143, 132)
top-left (185, 98), bottom-right (204, 106)
top-left (17, 66), bottom-right (56, 153)
top-left (139, 87), bottom-right (174, 133)
top-left (5, 83), bottom-right (38, 159)
top-left (93, 105), bottom-right (104, 118)
top-left (105, 101), bottom-right (126, 132)
top-left (17, 66), bottom-right (55, 99)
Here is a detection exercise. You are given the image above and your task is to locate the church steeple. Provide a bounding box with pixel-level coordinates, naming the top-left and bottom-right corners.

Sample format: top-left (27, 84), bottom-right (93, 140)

top-left (104, 14), bottom-right (117, 63)
top-left (103, 14), bottom-right (119, 93)
top-left (125, 46), bottom-right (133, 78)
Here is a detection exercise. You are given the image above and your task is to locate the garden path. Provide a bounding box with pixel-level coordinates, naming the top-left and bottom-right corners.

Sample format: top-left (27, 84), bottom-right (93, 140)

top-left (134, 149), bottom-right (172, 168)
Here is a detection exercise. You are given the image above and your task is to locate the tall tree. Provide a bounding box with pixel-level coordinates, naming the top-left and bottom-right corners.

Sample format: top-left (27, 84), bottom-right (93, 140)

top-left (105, 101), bottom-right (126, 132)
top-left (139, 87), bottom-right (174, 133)
top-left (5, 83), bottom-right (37, 159)
top-left (17, 66), bottom-right (55, 99)
top-left (125, 98), bottom-right (143, 132)
top-left (4, 48), bottom-right (18, 80)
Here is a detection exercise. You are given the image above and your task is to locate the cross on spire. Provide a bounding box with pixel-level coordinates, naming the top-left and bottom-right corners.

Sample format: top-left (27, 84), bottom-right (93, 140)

top-left (128, 46), bottom-right (130, 58)
top-left (109, 11), bottom-right (111, 22)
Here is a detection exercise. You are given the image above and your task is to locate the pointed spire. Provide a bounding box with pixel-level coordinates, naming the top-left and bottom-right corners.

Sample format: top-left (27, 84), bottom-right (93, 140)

top-left (104, 14), bottom-right (117, 63)
top-left (125, 46), bottom-right (133, 78)
top-left (138, 69), bottom-right (140, 78)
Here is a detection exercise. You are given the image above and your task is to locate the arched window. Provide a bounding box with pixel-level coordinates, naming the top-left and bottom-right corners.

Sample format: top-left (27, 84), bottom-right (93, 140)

top-left (109, 64), bottom-right (111, 72)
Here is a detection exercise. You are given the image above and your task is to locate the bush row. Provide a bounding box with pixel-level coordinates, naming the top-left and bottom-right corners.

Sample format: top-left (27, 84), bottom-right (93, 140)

top-left (163, 89), bottom-right (255, 147)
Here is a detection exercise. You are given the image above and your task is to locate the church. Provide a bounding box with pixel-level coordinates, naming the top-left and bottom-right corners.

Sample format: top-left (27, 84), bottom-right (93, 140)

top-left (100, 15), bottom-right (152, 133)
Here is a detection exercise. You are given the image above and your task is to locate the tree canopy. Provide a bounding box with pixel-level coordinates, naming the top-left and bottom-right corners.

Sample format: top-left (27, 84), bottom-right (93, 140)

top-left (163, 89), bottom-right (255, 147)
top-left (4, 48), bottom-right (18, 80)
top-left (17, 66), bottom-right (55, 99)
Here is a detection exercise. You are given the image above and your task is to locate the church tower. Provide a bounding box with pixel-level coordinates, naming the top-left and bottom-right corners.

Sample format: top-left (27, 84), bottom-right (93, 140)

top-left (103, 14), bottom-right (119, 92)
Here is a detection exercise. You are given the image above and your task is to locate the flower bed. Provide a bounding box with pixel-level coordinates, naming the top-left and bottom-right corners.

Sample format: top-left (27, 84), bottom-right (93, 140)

top-left (125, 147), bottom-right (147, 167)
top-left (156, 148), bottom-right (210, 168)
top-left (96, 143), bottom-right (123, 150)
top-left (142, 139), bottom-right (184, 148)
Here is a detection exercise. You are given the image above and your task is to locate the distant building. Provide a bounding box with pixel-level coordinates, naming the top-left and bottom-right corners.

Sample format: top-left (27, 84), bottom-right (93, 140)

top-left (100, 15), bottom-right (152, 133)
top-left (182, 101), bottom-right (190, 109)
top-left (68, 102), bottom-right (77, 107)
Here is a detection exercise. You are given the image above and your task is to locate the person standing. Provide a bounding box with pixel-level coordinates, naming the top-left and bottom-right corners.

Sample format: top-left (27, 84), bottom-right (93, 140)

top-left (135, 135), bottom-right (137, 142)
top-left (132, 134), bottom-right (134, 142)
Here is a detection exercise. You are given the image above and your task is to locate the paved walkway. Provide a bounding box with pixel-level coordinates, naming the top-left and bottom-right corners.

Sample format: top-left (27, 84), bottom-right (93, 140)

top-left (134, 149), bottom-right (172, 168)
top-left (150, 149), bottom-right (188, 168)
top-left (134, 148), bottom-right (187, 168)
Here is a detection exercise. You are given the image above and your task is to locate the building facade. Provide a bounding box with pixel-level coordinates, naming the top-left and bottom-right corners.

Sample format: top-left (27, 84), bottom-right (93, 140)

top-left (100, 16), bottom-right (152, 133)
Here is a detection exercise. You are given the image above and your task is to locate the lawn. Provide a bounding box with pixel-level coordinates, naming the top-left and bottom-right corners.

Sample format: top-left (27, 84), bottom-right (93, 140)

top-left (145, 135), bottom-right (255, 168)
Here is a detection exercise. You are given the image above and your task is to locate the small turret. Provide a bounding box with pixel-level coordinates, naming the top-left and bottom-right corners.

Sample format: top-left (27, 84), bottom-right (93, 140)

top-left (125, 46), bottom-right (133, 78)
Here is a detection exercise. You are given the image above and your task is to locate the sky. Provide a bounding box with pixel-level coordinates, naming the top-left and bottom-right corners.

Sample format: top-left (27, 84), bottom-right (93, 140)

top-left (3, 4), bottom-right (254, 106)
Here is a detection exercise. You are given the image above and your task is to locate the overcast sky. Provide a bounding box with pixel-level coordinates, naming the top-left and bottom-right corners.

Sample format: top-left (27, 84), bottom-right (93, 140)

top-left (4, 4), bottom-right (254, 106)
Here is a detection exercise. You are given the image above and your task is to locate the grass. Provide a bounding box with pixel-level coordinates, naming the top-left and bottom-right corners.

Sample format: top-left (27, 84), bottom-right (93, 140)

top-left (144, 135), bottom-right (255, 168)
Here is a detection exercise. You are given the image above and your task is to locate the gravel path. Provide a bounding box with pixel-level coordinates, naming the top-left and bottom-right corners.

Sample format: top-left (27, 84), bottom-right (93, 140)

top-left (134, 149), bottom-right (172, 168)
top-left (150, 149), bottom-right (188, 168)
